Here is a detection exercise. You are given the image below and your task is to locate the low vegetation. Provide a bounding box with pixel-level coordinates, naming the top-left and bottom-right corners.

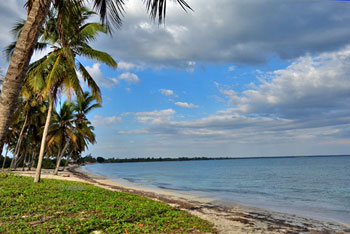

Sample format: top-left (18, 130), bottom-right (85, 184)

top-left (0, 173), bottom-right (215, 233)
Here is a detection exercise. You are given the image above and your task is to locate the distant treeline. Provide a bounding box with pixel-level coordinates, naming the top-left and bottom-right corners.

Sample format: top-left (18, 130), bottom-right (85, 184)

top-left (79, 155), bottom-right (234, 164)
top-left (78, 154), bottom-right (350, 165)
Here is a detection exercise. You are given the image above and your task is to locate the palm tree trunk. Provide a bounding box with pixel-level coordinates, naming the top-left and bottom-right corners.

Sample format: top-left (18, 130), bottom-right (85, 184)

top-left (22, 153), bottom-right (28, 171)
top-left (34, 97), bottom-right (54, 183)
top-left (28, 151), bottom-right (35, 171)
top-left (0, 0), bottom-right (52, 155)
top-left (63, 151), bottom-right (73, 171)
top-left (10, 154), bottom-right (16, 169)
top-left (1, 146), bottom-right (8, 170)
top-left (10, 112), bottom-right (29, 169)
top-left (53, 139), bottom-right (70, 175)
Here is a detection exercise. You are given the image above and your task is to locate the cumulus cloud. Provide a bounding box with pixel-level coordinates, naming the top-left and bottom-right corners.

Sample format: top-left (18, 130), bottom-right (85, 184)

top-left (117, 48), bottom-right (350, 147)
top-left (118, 72), bottom-right (140, 84)
top-left (134, 109), bottom-right (175, 124)
top-left (92, 115), bottom-right (123, 126)
top-left (93, 0), bottom-right (350, 68)
top-left (174, 101), bottom-right (199, 109)
top-left (3, 1), bottom-right (350, 70)
top-left (159, 89), bottom-right (176, 96)
top-left (218, 47), bottom-right (350, 119)
top-left (118, 61), bottom-right (144, 71)
top-left (85, 63), bottom-right (119, 88)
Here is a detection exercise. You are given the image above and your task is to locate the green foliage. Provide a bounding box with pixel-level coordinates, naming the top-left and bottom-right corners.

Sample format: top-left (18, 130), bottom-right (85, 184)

top-left (0, 174), bottom-right (215, 233)
top-left (42, 159), bottom-right (56, 169)
top-left (96, 157), bottom-right (105, 163)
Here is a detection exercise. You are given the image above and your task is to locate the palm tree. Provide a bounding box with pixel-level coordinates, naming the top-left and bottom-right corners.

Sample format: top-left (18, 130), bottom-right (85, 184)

top-left (48, 102), bottom-right (75, 175)
top-left (54, 92), bottom-right (101, 175)
top-left (0, 0), bottom-right (191, 155)
top-left (28, 7), bottom-right (117, 182)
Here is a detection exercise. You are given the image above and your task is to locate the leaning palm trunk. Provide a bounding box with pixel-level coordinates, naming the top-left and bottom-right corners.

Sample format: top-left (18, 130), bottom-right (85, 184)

top-left (10, 112), bottom-right (29, 169)
top-left (1, 146), bottom-right (9, 170)
top-left (0, 0), bottom-right (52, 155)
top-left (53, 139), bottom-right (71, 175)
top-left (63, 151), bottom-right (73, 171)
top-left (34, 97), bottom-right (54, 182)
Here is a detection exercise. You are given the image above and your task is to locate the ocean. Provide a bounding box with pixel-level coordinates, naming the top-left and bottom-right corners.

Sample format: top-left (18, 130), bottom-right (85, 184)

top-left (82, 155), bottom-right (350, 224)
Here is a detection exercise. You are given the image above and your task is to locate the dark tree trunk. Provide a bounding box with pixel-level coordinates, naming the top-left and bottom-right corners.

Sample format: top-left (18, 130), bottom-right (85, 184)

top-left (28, 151), bottom-right (36, 171)
top-left (0, 0), bottom-right (52, 155)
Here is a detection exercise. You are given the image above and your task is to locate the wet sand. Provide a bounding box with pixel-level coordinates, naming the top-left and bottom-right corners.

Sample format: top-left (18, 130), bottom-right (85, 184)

top-left (14, 166), bottom-right (350, 234)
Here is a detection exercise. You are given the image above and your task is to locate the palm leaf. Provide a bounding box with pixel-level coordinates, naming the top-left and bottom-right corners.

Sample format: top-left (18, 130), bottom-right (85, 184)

top-left (78, 47), bottom-right (117, 68)
top-left (78, 62), bottom-right (102, 103)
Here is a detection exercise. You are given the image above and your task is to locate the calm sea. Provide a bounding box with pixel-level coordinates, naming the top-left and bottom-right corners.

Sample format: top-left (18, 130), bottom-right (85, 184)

top-left (82, 156), bottom-right (350, 224)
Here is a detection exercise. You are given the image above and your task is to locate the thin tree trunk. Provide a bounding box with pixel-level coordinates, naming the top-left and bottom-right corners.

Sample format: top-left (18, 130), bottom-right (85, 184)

top-left (28, 151), bottom-right (35, 171)
top-left (12, 112), bottom-right (29, 168)
top-left (1, 146), bottom-right (8, 170)
top-left (0, 0), bottom-right (52, 155)
top-left (10, 154), bottom-right (16, 169)
top-left (34, 97), bottom-right (54, 183)
top-left (63, 151), bottom-right (73, 171)
top-left (13, 154), bottom-right (24, 170)
top-left (22, 153), bottom-right (28, 171)
top-left (53, 139), bottom-right (70, 175)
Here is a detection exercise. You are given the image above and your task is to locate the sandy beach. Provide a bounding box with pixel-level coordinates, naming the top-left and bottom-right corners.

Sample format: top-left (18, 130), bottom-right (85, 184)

top-left (14, 166), bottom-right (350, 234)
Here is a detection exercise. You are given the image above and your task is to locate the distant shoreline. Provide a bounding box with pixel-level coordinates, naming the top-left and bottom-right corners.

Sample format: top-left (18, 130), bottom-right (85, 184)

top-left (91, 154), bottom-right (350, 164)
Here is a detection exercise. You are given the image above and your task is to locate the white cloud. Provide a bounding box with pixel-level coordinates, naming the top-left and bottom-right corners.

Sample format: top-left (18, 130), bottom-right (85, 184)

top-left (118, 61), bottom-right (144, 71)
top-left (159, 89), bottom-right (176, 96)
top-left (92, 115), bottom-right (123, 126)
top-left (118, 72), bottom-right (140, 84)
top-left (85, 63), bottom-right (119, 88)
top-left (223, 47), bottom-right (350, 119)
top-left (228, 66), bottom-right (235, 72)
top-left (94, 0), bottom-right (350, 68)
top-left (134, 109), bottom-right (175, 124)
top-left (116, 48), bottom-right (350, 150)
top-left (118, 61), bottom-right (136, 70)
top-left (174, 101), bottom-right (199, 109)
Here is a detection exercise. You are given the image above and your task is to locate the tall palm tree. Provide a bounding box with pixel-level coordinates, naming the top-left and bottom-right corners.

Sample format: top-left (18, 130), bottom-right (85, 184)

top-left (0, 0), bottom-right (191, 156)
top-left (28, 7), bottom-right (117, 182)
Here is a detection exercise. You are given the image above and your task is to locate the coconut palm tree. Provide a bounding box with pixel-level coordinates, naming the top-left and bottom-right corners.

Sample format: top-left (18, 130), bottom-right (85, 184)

top-left (27, 7), bottom-right (118, 182)
top-left (0, 0), bottom-right (191, 156)
top-left (48, 101), bottom-right (75, 175)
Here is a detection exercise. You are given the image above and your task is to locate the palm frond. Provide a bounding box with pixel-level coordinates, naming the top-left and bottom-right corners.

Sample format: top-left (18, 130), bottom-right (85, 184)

top-left (78, 23), bottom-right (108, 42)
top-left (78, 47), bottom-right (117, 68)
top-left (93, 0), bottom-right (125, 30)
top-left (144, 0), bottom-right (192, 23)
top-left (78, 63), bottom-right (102, 103)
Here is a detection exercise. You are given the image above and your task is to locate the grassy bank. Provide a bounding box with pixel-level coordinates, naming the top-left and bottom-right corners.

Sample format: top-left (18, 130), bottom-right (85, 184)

top-left (0, 173), bottom-right (215, 233)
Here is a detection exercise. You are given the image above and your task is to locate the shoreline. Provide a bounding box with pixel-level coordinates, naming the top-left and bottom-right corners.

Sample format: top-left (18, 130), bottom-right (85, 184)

top-left (14, 166), bottom-right (350, 234)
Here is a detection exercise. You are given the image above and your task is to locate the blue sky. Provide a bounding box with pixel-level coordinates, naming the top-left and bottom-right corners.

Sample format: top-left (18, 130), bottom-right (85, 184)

top-left (1, 0), bottom-right (350, 157)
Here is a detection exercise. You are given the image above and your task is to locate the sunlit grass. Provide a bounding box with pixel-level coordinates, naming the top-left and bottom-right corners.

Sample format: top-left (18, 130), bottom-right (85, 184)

top-left (0, 173), bottom-right (215, 233)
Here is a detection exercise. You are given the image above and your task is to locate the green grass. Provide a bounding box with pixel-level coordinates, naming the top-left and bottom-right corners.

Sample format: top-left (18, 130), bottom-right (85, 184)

top-left (0, 172), bottom-right (216, 234)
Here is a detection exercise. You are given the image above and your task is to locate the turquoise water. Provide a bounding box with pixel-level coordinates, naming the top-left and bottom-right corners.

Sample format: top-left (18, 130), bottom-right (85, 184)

top-left (83, 156), bottom-right (350, 224)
